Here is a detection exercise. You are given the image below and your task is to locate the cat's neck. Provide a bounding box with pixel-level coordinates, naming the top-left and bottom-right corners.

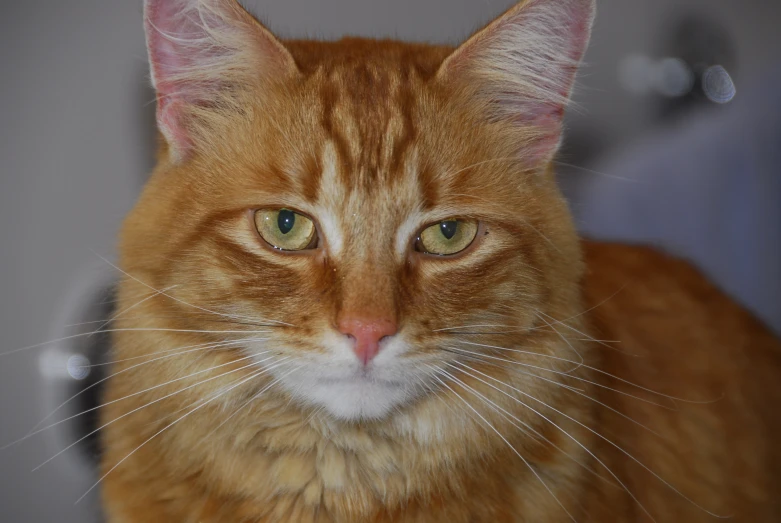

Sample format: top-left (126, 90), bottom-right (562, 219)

top-left (213, 343), bottom-right (594, 520)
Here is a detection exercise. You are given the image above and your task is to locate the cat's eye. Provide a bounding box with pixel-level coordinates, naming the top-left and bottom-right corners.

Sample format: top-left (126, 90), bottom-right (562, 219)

top-left (254, 209), bottom-right (317, 251)
top-left (416, 219), bottom-right (478, 256)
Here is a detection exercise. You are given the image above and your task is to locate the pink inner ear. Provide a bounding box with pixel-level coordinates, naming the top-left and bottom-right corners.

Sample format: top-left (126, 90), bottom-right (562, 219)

top-left (147, 1), bottom-right (233, 92)
top-left (155, 98), bottom-right (193, 154)
top-left (443, 0), bottom-right (595, 164)
top-left (506, 1), bottom-right (593, 162)
top-left (145, 0), bottom-right (275, 159)
top-left (145, 0), bottom-right (225, 155)
top-left (145, 0), bottom-right (295, 160)
top-left (510, 108), bottom-right (566, 164)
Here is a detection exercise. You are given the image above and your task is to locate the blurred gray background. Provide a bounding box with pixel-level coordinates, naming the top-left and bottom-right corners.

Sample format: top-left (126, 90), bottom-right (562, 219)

top-left (1, 0), bottom-right (780, 521)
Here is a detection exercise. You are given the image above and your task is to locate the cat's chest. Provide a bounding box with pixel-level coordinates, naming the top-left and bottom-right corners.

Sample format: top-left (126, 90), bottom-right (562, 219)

top-left (137, 412), bottom-right (568, 522)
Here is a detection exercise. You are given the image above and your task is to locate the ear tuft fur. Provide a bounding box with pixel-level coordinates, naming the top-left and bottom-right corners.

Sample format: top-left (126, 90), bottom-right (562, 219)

top-left (439, 0), bottom-right (596, 164)
top-left (144, 0), bottom-right (295, 161)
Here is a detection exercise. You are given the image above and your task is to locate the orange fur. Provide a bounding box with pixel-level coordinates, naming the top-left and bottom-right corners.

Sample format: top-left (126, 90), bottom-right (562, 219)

top-left (101, 1), bottom-right (781, 521)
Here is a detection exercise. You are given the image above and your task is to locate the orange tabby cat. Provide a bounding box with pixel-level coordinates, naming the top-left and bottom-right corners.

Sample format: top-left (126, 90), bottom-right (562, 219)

top-left (100, 0), bottom-right (781, 521)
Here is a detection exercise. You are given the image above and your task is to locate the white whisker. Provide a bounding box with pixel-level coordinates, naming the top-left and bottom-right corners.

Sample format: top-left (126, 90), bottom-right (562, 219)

top-left (14, 355), bottom-right (258, 450)
top-left (22, 353), bottom-right (275, 454)
top-left (448, 361), bottom-right (655, 522)
top-left (536, 310), bottom-right (636, 355)
top-left (534, 312), bottom-right (584, 372)
top-left (24, 337), bottom-right (268, 437)
top-left (427, 366), bottom-right (577, 523)
top-left (451, 361), bottom-right (729, 519)
top-left (197, 363), bottom-right (302, 444)
top-left (439, 364), bottom-right (612, 486)
top-left (91, 252), bottom-right (292, 327)
top-left (433, 324), bottom-right (513, 332)
top-left (451, 343), bottom-right (711, 406)
top-left (1, 328), bottom-right (272, 358)
top-left (90, 285), bottom-right (178, 335)
top-left (448, 347), bottom-right (674, 409)
top-left (74, 362), bottom-right (278, 505)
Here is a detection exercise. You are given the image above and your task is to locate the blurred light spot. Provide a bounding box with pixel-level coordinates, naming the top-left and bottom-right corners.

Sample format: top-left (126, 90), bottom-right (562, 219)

top-left (703, 65), bottom-right (736, 103)
top-left (618, 54), bottom-right (655, 95)
top-left (654, 57), bottom-right (694, 98)
top-left (67, 354), bottom-right (91, 380)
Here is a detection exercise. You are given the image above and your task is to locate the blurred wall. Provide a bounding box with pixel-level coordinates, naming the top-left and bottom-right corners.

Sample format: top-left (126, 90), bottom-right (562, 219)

top-left (1, 1), bottom-right (779, 521)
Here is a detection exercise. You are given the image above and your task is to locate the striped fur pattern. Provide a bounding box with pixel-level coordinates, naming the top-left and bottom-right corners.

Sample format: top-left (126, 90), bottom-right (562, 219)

top-left (100, 0), bottom-right (781, 521)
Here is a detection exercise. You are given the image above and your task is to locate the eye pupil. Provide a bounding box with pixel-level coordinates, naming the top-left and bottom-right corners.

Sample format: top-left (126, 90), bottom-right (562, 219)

top-left (440, 220), bottom-right (458, 240)
top-left (278, 209), bottom-right (296, 235)
top-left (416, 219), bottom-right (477, 256)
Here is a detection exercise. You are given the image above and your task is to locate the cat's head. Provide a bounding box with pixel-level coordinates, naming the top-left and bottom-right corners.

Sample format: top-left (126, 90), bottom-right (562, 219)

top-left (120, 0), bottom-right (594, 422)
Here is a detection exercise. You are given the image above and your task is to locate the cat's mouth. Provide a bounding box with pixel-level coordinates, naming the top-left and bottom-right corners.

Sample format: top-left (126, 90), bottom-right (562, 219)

top-left (274, 361), bottom-right (423, 421)
top-left (315, 373), bottom-right (407, 388)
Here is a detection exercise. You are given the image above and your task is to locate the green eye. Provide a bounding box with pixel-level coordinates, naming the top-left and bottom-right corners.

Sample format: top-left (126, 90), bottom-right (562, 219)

top-left (254, 209), bottom-right (317, 251)
top-left (416, 219), bottom-right (478, 256)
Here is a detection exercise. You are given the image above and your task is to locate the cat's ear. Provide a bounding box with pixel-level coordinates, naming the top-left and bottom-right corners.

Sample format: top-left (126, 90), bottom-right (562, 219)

top-left (437, 0), bottom-right (595, 165)
top-left (144, 0), bottom-right (297, 161)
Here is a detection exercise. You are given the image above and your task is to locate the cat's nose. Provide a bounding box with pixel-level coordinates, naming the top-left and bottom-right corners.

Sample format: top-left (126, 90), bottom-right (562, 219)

top-left (337, 315), bottom-right (398, 365)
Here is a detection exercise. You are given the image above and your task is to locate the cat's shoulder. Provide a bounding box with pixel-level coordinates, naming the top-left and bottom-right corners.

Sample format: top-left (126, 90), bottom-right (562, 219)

top-left (580, 239), bottom-right (781, 411)
top-left (580, 239), bottom-right (781, 384)
top-left (582, 240), bottom-right (729, 302)
top-left (581, 240), bottom-right (774, 337)
top-left (577, 243), bottom-right (781, 521)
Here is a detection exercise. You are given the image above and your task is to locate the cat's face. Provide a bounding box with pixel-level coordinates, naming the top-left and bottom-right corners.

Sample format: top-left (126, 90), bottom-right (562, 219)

top-left (121, 0), bottom-right (593, 422)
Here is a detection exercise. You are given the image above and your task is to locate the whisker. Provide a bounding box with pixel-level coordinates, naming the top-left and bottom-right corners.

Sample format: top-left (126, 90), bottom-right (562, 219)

top-left (89, 285), bottom-right (178, 335)
top-left (9, 354), bottom-right (274, 451)
top-left (197, 363), bottom-right (302, 445)
top-left (92, 252), bottom-right (293, 327)
top-left (443, 332), bottom-right (620, 344)
top-left (74, 362), bottom-right (278, 505)
top-left (460, 357), bottom-right (662, 439)
top-left (433, 324), bottom-right (513, 333)
top-left (554, 161), bottom-right (641, 183)
top-left (427, 366), bottom-right (577, 523)
top-left (303, 405), bottom-right (327, 425)
top-left (447, 361), bottom-right (655, 522)
top-left (451, 343), bottom-right (716, 405)
top-left (83, 337), bottom-right (266, 368)
top-left (439, 364), bottom-right (615, 488)
top-left (64, 315), bottom-right (284, 330)
top-left (446, 347), bottom-right (675, 409)
top-left (410, 372), bottom-right (473, 424)
top-left (36, 356), bottom-right (291, 473)
top-left (440, 156), bottom-right (523, 180)
top-left (137, 356), bottom-right (294, 430)
top-left (434, 286), bottom-right (627, 339)
top-left (536, 310), bottom-right (637, 356)
top-left (534, 288), bottom-right (627, 331)
top-left (1, 328), bottom-right (273, 358)
top-left (534, 312), bottom-right (584, 373)
top-left (520, 218), bottom-right (561, 254)
top-left (24, 337), bottom-right (268, 436)
top-left (451, 361), bottom-right (729, 519)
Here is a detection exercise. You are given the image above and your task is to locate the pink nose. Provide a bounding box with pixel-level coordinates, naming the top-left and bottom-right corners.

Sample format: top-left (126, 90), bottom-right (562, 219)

top-left (337, 316), bottom-right (398, 365)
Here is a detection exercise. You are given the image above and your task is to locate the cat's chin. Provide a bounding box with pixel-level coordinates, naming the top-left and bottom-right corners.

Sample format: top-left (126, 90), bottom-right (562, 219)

top-left (281, 372), bottom-right (419, 421)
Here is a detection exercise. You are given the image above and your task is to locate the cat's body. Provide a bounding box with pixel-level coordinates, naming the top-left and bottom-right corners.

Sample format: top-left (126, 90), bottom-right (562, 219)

top-left (100, 1), bottom-right (781, 521)
top-left (580, 243), bottom-right (781, 522)
top-left (102, 240), bottom-right (781, 523)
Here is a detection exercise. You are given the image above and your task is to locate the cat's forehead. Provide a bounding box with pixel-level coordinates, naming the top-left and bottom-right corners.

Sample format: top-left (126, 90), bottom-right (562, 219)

top-left (274, 42), bottom-right (451, 248)
top-left (310, 139), bottom-right (424, 256)
top-left (315, 62), bottom-right (420, 189)
top-left (288, 39), bottom-right (450, 187)
top-left (301, 88), bottom-right (426, 259)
